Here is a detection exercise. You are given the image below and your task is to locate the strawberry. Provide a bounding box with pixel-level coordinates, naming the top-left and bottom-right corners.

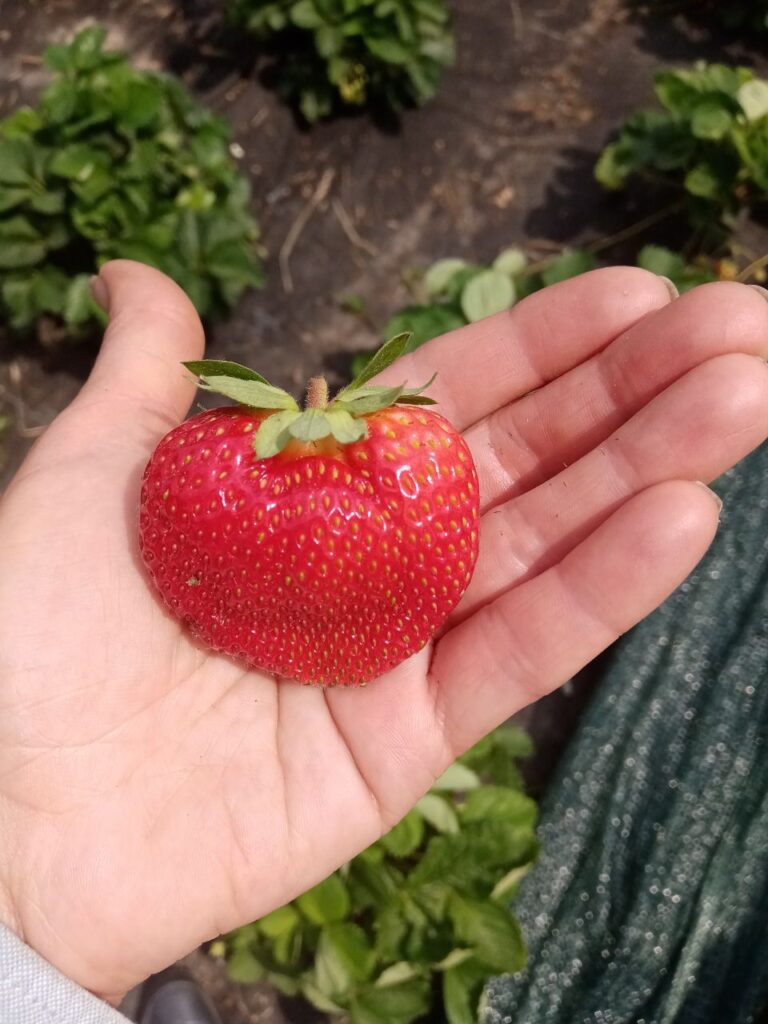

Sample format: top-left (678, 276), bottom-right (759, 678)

top-left (139, 334), bottom-right (479, 685)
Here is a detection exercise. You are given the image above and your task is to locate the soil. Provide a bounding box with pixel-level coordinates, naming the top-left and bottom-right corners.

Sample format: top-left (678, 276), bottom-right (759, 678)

top-left (1, 0), bottom-right (767, 1021)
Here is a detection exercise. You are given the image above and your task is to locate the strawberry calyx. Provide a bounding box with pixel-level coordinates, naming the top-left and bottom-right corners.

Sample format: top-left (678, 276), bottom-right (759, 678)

top-left (183, 332), bottom-right (438, 459)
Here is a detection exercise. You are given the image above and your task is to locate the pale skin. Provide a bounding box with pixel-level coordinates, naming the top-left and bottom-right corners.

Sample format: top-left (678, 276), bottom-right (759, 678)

top-left (0, 260), bottom-right (767, 1005)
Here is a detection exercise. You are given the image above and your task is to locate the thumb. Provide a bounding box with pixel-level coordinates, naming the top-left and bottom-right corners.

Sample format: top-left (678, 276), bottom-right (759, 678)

top-left (70, 259), bottom-right (205, 448)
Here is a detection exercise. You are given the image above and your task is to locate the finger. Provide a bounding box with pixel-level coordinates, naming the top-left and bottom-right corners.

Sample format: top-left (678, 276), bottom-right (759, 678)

top-left (465, 282), bottom-right (768, 509)
top-left (459, 353), bottom-right (768, 616)
top-left (67, 260), bottom-right (205, 446)
top-left (431, 480), bottom-right (720, 754)
top-left (375, 267), bottom-right (675, 431)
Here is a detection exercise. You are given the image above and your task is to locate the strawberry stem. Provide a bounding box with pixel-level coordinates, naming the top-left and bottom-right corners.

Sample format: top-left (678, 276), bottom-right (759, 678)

top-left (306, 376), bottom-right (329, 410)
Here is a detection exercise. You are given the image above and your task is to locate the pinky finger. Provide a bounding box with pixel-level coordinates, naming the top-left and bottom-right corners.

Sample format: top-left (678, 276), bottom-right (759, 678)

top-left (431, 480), bottom-right (721, 754)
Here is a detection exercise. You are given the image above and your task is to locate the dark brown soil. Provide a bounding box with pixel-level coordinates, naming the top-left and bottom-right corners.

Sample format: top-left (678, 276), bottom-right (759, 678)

top-left (1, 1), bottom-right (767, 1020)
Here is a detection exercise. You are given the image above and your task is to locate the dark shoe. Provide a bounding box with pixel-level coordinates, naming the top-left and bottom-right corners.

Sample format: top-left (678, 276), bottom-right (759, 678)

top-left (136, 966), bottom-right (222, 1024)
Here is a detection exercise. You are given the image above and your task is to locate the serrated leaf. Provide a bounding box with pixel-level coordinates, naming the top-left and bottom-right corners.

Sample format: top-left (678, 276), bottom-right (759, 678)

top-left (184, 360), bottom-right (270, 385)
top-left (416, 794), bottom-right (459, 834)
top-left (449, 895), bottom-right (527, 973)
top-left (431, 763), bottom-right (481, 791)
top-left (424, 257), bottom-right (468, 297)
top-left (442, 956), bottom-right (489, 1024)
top-left (461, 786), bottom-right (538, 827)
top-left (345, 332), bottom-right (412, 390)
top-left (460, 269), bottom-right (515, 322)
top-left (352, 976), bottom-right (431, 1024)
top-left (289, 408), bottom-right (334, 442)
top-left (381, 809), bottom-right (425, 858)
top-left (196, 375), bottom-right (298, 410)
top-left (325, 408), bottom-right (369, 445)
top-left (297, 873), bottom-right (350, 925)
top-left (313, 923), bottom-right (374, 998)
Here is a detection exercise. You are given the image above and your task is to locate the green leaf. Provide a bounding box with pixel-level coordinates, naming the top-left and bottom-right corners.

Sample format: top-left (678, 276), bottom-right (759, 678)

top-left (314, 923), bottom-right (374, 997)
top-left (431, 763), bottom-right (481, 792)
top-left (297, 872), bottom-right (351, 925)
top-left (541, 249), bottom-right (597, 286)
top-left (301, 980), bottom-right (345, 1013)
top-left (493, 247), bottom-right (528, 277)
top-left (490, 862), bottom-right (534, 902)
top-left (63, 275), bottom-right (96, 326)
top-left (257, 904), bottom-right (300, 939)
top-left (324, 408), bottom-right (369, 445)
top-left (0, 140), bottom-right (34, 186)
top-left (460, 269), bottom-right (515, 322)
top-left (415, 794), bottom-right (459, 834)
top-left (227, 949), bottom-right (265, 983)
top-left (636, 244), bottom-right (686, 280)
top-left (346, 331), bottom-right (412, 390)
top-left (424, 257), bottom-right (468, 297)
top-left (365, 36), bottom-right (412, 65)
top-left (435, 948), bottom-right (475, 971)
top-left (449, 895), bottom-right (527, 973)
top-left (442, 956), bottom-right (489, 1024)
top-left (381, 810), bottom-right (425, 858)
top-left (290, 0), bottom-right (325, 29)
top-left (461, 786), bottom-right (538, 827)
top-left (691, 101), bottom-right (733, 140)
top-left (183, 360), bottom-right (270, 385)
top-left (351, 976), bottom-right (431, 1024)
top-left (383, 306), bottom-right (466, 351)
top-left (684, 162), bottom-right (725, 200)
top-left (375, 962), bottom-right (423, 986)
top-left (594, 141), bottom-right (630, 190)
top-left (194, 375), bottom-right (298, 410)
top-left (739, 80), bottom-right (768, 121)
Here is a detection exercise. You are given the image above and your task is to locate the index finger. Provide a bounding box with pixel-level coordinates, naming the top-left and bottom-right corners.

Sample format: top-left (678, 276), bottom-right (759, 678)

top-left (376, 267), bottom-right (676, 432)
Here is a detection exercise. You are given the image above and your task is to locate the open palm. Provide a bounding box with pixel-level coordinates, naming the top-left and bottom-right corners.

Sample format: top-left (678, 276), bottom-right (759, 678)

top-left (0, 261), bottom-right (766, 1003)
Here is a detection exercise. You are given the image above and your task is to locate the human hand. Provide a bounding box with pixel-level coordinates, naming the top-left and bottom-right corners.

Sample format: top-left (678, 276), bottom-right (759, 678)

top-left (0, 260), bottom-right (766, 1002)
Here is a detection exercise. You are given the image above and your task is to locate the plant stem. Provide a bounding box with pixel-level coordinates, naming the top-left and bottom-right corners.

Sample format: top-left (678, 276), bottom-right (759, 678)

top-left (306, 377), bottom-right (329, 409)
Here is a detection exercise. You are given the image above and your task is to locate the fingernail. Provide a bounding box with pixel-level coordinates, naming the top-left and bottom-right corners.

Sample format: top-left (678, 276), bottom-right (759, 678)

top-left (749, 284), bottom-right (768, 301)
top-left (89, 274), bottom-right (110, 312)
top-left (658, 275), bottom-right (679, 300)
top-left (695, 480), bottom-right (723, 512)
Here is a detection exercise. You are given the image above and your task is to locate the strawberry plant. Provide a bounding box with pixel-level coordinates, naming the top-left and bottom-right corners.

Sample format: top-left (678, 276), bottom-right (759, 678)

top-left (139, 334), bottom-right (479, 685)
top-left (213, 723), bottom-right (538, 1024)
top-left (349, 244), bottom-right (720, 376)
top-left (227, 0), bottom-right (454, 122)
top-left (639, 0), bottom-right (768, 35)
top-left (0, 26), bottom-right (261, 337)
top-left (595, 63), bottom-right (768, 235)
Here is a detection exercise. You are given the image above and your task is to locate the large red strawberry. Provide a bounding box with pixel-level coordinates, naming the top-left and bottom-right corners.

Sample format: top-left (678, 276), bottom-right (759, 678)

top-left (139, 334), bottom-right (479, 685)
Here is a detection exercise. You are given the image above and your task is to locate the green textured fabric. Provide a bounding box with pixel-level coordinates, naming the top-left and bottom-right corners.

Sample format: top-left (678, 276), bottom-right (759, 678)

top-left (483, 445), bottom-right (768, 1024)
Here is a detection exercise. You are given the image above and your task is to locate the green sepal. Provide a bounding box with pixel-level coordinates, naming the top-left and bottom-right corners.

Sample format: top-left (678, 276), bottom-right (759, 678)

top-left (339, 331), bottom-right (412, 394)
top-left (395, 395), bottom-right (438, 406)
top-left (183, 359), bottom-right (270, 385)
top-left (289, 408), bottom-right (334, 442)
top-left (325, 408), bottom-right (368, 444)
top-left (254, 409), bottom-right (302, 458)
top-left (194, 375), bottom-right (299, 411)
